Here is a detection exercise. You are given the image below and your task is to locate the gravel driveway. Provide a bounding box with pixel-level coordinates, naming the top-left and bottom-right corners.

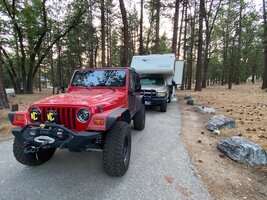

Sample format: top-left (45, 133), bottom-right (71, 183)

top-left (0, 102), bottom-right (211, 200)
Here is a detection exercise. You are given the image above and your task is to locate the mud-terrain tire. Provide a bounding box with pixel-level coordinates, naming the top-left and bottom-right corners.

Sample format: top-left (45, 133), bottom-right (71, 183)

top-left (103, 121), bottom-right (131, 176)
top-left (133, 104), bottom-right (146, 130)
top-left (13, 138), bottom-right (56, 166)
top-left (160, 100), bottom-right (167, 112)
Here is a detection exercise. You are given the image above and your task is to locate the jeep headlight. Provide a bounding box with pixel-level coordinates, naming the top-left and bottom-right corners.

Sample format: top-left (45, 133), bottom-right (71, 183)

top-left (157, 91), bottom-right (167, 97)
top-left (77, 108), bottom-right (90, 123)
top-left (30, 107), bottom-right (41, 122)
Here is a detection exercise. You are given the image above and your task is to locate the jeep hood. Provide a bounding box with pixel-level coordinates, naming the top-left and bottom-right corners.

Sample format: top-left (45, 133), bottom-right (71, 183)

top-left (141, 85), bottom-right (167, 92)
top-left (31, 89), bottom-right (126, 107)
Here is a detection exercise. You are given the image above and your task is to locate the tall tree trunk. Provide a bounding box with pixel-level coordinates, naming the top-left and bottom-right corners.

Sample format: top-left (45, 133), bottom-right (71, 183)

top-left (177, 0), bottom-right (185, 58)
top-left (139, 0), bottom-right (144, 55)
top-left (38, 65), bottom-right (41, 92)
top-left (106, 1), bottom-right (111, 67)
top-left (56, 41), bottom-right (62, 94)
top-left (154, 0), bottom-right (160, 53)
top-left (0, 46), bottom-right (9, 109)
top-left (119, 0), bottom-right (129, 67)
top-left (262, 0), bottom-right (267, 89)
top-left (228, 38), bottom-right (236, 89)
top-left (101, 0), bottom-right (106, 67)
top-left (235, 0), bottom-right (243, 85)
top-left (195, 0), bottom-right (204, 92)
top-left (187, 14), bottom-right (195, 90)
top-left (181, 0), bottom-right (188, 90)
top-left (172, 0), bottom-right (180, 55)
top-left (88, 0), bottom-right (94, 68)
top-left (202, 0), bottom-right (222, 88)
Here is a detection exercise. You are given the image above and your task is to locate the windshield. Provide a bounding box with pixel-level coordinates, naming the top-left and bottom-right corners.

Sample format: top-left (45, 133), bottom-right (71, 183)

top-left (72, 70), bottom-right (126, 87)
top-left (140, 77), bottom-right (165, 86)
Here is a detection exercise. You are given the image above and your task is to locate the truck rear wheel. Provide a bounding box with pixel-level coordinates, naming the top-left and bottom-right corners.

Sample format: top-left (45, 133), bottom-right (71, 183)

top-left (103, 121), bottom-right (131, 176)
top-left (133, 104), bottom-right (146, 130)
top-left (13, 138), bottom-right (56, 166)
top-left (167, 95), bottom-right (171, 103)
top-left (160, 101), bottom-right (167, 112)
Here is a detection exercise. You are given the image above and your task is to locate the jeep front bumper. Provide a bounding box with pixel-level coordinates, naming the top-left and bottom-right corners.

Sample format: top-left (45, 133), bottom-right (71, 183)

top-left (12, 124), bottom-right (102, 152)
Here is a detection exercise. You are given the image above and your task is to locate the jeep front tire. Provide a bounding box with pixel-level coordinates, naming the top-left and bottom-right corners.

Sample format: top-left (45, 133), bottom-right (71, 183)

top-left (103, 121), bottom-right (131, 176)
top-left (13, 138), bottom-right (56, 166)
top-left (133, 104), bottom-right (146, 130)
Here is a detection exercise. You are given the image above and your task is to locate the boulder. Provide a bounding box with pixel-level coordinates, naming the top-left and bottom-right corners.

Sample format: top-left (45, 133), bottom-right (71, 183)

top-left (187, 98), bottom-right (195, 105)
top-left (217, 136), bottom-right (267, 166)
top-left (205, 115), bottom-right (236, 131)
top-left (195, 106), bottom-right (216, 114)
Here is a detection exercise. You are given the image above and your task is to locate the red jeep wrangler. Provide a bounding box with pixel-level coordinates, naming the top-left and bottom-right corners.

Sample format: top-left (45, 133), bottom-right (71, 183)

top-left (8, 68), bottom-right (146, 176)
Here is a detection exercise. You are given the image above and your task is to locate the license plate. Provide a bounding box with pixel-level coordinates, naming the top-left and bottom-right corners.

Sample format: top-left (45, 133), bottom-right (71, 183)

top-left (145, 101), bottom-right (151, 105)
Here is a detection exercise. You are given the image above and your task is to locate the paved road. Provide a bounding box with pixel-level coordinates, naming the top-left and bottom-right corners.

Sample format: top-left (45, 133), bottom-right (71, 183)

top-left (0, 102), bottom-right (211, 200)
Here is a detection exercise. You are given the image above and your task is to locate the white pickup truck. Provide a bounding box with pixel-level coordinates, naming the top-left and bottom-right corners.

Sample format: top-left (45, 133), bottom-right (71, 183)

top-left (130, 54), bottom-right (184, 112)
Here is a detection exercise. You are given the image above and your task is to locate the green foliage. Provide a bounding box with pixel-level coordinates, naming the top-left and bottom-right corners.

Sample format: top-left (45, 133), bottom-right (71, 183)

top-left (159, 32), bottom-right (171, 54)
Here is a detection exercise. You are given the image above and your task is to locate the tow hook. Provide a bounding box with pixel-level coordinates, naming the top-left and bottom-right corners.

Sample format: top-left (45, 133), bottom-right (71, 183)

top-left (23, 141), bottom-right (49, 154)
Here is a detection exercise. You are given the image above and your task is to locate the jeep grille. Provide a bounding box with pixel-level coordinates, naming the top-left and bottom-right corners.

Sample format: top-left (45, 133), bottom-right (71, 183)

top-left (141, 89), bottom-right (157, 97)
top-left (40, 106), bottom-right (77, 130)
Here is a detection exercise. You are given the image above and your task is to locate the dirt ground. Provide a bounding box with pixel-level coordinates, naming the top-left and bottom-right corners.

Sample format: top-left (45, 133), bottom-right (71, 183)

top-left (178, 81), bottom-right (267, 200)
top-left (0, 88), bottom-right (54, 140)
top-left (0, 84), bottom-right (267, 199)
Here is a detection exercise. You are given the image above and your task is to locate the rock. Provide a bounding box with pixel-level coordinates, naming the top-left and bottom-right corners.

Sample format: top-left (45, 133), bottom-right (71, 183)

top-left (184, 96), bottom-right (193, 100)
top-left (195, 106), bottom-right (216, 114)
top-left (205, 115), bottom-right (236, 131)
top-left (187, 98), bottom-right (195, 105)
top-left (217, 136), bottom-right (267, 166)
top-left (212, 129), bottom-right (221, 135)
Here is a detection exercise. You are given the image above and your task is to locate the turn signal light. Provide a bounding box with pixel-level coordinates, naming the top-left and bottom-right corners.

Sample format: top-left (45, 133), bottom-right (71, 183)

top-left (15, 115), bottom-right (24, 122)
top-left (93, 119), bottom-right (104, 126)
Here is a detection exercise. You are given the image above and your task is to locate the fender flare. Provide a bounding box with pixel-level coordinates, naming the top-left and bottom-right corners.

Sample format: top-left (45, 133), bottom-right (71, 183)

top-left (106, 108), bottom-right (131, 130)
top-left (135, 95), bottom-right (144, 113)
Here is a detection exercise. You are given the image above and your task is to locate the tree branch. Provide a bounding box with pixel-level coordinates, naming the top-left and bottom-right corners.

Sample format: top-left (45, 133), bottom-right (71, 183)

top-left (2, 0), bottom-right (26, 75)
top-left (0, 46), bottom-right (17, 78)
top-left (33, 8), bottom-right (87, 76)
top-left (30, 0), bottom-right (48, 64)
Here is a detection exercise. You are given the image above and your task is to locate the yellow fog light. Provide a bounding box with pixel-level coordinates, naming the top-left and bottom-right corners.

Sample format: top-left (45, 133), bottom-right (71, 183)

top-left (30, 107), bottom-right (41, 122)
top-left (46, 110), bottom-right (58, 123)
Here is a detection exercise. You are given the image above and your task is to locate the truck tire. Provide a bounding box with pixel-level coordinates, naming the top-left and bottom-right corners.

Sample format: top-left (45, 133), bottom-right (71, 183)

top-left (133, 104), bottom-right (146, 130)
top-left (167, 95), bottom-right (171, 103)
top-left (160, 101), bottom-right (167, 112)
top-left (13, 138), bottom-right (56, 166)
top-left (103, 121), bottom-right (131, 176)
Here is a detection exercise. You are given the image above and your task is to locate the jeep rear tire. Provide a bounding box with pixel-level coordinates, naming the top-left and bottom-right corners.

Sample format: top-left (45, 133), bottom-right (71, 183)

top-left (13, 138), bottom-right (56, 166)
top-left (103, 121), bottom-right (131, 176)
top-left (160, 101), bottom-right (167, 112)
top-left (133, 104), bottom-right (146, 130)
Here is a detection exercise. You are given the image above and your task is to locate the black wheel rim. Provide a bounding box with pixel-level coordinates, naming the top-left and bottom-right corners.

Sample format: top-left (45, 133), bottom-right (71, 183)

top-left (123, 137), bottom-right (129, 163)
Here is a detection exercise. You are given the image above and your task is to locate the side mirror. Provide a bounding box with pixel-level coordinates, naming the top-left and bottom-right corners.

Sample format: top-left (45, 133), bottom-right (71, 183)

top-left (135, 83), bottom-right (141, 92)
top-left (60, 86), bottom-right (65, 93)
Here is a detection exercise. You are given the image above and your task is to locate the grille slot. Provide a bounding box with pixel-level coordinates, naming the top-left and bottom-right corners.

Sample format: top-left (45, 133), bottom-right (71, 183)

top-left (40, 106), bottom-right (76, 130)
top-left (142, 90), bottom-right (157, 97)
